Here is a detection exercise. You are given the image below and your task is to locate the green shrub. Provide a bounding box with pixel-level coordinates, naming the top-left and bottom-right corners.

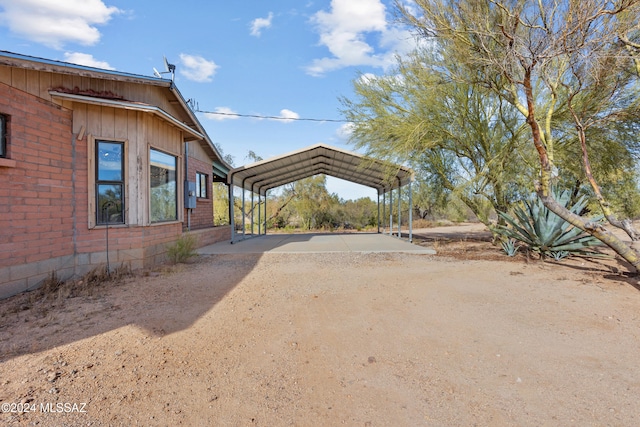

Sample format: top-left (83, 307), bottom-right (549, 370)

top-left (166, 234), bottom-right (198, 264)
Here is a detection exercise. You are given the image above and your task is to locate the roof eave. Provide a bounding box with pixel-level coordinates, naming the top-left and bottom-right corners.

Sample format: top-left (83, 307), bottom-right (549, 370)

top-left (49, 91), bottom-right (205, 140)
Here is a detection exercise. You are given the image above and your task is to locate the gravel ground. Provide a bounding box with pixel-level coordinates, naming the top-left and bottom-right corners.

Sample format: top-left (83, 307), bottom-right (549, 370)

top-left (1, 234), bottom-right (640, 426)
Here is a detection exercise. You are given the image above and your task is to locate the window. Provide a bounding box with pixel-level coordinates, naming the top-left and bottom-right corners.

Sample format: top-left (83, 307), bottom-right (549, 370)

top-left (150, 148), bottom-right (177, 222)
top-left (0, 114), bottom-right (7, 158)
top-left (196, 172), bottom-right (208, 198)
top-left (96, 140), bottom-right (124, 224)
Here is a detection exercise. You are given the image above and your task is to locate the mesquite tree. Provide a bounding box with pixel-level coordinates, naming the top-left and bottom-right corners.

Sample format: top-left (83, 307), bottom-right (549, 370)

top-left (397, 0), bottom-right (640, 270)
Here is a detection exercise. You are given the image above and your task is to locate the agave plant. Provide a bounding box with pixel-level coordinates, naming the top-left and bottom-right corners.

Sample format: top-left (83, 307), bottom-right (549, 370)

top-left (495, 188), bottom-right (604, 258)
top-left (500, 238), bottom-right (519, 257)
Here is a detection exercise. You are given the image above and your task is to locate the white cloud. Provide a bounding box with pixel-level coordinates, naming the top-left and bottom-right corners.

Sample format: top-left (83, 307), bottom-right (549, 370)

top-left (179, 54), bottom-right (219, 83)
top-left (306, 0), bottom-right (417, 76)
top-left (336, 122), bottom-right (355, 140)
top-left (63, 52), bottom-right (115, 70)
top-left (275, 109), bottom-right (300, 123)
top-left (250, 12), bottom-right (274, 37)
top-left (358, 72), bottom-right (377, 84)
top-left (0, 0), bottom-right (120, 49)
top-left (203, 107), bottom-right (240, 121)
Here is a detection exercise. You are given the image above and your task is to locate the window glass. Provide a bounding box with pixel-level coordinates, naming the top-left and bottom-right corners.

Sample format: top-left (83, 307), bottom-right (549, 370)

top-left (97, 184), bottom-right (123, 224)
top-left (96, 140), bottom-right (124, 225)
top-left (150, 149), bottom-right (177, 222)
top-left (196, 172), bottom-right (207, 198)
top-left (0, 114), bottom-right (6, 158)
top-left (97, 142), bottom-right (122, 181)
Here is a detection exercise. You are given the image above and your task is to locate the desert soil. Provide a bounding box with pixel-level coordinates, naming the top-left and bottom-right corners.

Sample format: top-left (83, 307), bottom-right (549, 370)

top-left (2, 224), bottom-right (640, 426)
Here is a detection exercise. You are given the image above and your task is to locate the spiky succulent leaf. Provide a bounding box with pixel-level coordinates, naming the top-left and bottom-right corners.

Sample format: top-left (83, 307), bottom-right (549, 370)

top-left (495, 188), bottom-right (604, 258)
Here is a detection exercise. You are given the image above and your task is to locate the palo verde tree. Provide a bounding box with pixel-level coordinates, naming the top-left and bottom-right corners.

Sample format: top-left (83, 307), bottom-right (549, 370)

top-left (341, 49), bottom-right (535, 232)
top-left (397, 0), bottom-right (640, 271)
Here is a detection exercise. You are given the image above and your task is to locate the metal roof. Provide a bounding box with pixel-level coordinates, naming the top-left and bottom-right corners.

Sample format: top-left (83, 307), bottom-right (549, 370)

top-left (0, 50), bottom-right (169, 86)
top-left (228, 144), bottom-right (414, 196)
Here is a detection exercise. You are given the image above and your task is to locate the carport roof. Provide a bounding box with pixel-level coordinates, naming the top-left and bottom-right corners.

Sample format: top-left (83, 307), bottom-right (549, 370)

top-left (228, 144), bottom-right (414, 196)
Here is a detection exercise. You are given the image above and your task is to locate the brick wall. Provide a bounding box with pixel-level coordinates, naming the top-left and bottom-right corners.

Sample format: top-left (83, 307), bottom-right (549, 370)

top-left (185, 156), bottom-right (215, 231)
top-left (0, 81), bottom-right (232, 300)
top-left (0, 82), bottom-right (75, 269)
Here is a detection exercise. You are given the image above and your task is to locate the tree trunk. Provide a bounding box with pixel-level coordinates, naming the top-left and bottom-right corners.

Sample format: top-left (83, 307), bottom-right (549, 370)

top-left (523, 71), bottom-right (640, 272)
top-left (537, 190), bottom-right (640, 271)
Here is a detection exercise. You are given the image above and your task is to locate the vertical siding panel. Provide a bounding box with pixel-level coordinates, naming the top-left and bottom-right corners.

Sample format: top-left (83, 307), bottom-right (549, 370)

top-left (39, 71), bottom-right (52, 99)
top-left (61, 74), bottom-right (74, 90)
top-left (11, 68), bottom-right (26, 91)
top-left (73, 103), bottom-right (88, 135)
top-left (126, 110), bottom-right (139, 225)
top-left (25, 70), bottom-right (39, 96)
top-left (50, 73), bottom-right (64, 90)
top-left (101, 107), bottom-right (116, 139)
top-left (0, 65), bottom-right (11, 85)
top-left (114, 108), bottom-right (128, 140)
top-left (87, 104), bottom-right (102, 136)
top-left (139, 113), bottom-right (150, 225)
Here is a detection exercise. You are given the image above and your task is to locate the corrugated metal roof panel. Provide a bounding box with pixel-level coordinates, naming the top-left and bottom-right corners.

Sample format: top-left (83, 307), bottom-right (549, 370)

top-left (228, 144), bottom-right (413, 196)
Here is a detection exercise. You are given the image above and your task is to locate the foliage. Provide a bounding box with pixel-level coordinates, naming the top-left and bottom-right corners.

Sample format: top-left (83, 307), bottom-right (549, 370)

top-left (395, 0), bottom-right (640, 270)
top-left (341, 45), bottom-right (535, 232)
top-left (500, 238), bottom-right (519, 257)
top-left (212, 182), bottom-right (230, 226)
top-left (166, 234), bottom-right (198, 264)
top-left (495, 189), bottom-right (604, 258)
top-left (150, 182), bottom-right (177, 223)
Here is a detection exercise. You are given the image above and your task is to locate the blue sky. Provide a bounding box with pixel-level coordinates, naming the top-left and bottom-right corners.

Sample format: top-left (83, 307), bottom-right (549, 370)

top-left (0, 0), bottom-right (417, 200)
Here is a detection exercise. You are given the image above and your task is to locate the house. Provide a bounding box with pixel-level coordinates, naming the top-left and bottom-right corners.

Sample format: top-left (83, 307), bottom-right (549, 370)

top-left (0, 51), bottom-right (231, 299)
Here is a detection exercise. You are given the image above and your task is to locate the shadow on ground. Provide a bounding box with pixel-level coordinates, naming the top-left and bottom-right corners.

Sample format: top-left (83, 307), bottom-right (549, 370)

top-left (0, 253), bottom-right (262, 362)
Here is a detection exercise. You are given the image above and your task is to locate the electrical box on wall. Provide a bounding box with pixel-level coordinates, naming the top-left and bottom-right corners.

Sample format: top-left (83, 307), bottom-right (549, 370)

top-left (184, 181), bottom-right (196, 209)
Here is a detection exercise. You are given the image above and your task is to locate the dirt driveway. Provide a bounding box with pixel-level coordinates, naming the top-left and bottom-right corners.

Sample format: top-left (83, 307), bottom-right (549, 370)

top-left (2, 227), bottom-right (640, 426)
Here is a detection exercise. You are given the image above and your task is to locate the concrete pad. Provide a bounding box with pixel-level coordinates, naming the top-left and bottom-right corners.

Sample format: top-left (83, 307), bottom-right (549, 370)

top-left (197, 233), bottom-right (436, 255)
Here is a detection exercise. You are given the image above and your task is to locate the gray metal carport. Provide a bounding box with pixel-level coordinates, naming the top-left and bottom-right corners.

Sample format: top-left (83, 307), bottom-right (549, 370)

top-left (227, 144), bottom-right (414, 243)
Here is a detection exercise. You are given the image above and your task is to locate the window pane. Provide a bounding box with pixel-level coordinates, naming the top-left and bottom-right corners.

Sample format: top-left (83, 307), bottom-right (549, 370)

top-left (196, 172), bottom-right (207, 198)
top-left (200, 174), bottom-right (207, 197)
top-left (150, 149), bottom-right (177, 222)
top-left (0, 115), bottom-right (6, 158)
top-left (97, 184), bottom-right (123, 224)
top-left (97, 142), bottom-right (123, 181)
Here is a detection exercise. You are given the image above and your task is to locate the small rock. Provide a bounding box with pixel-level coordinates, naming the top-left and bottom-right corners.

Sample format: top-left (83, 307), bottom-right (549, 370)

top-left (367, 356), bottom-right (376, 364)
top-left (48, 387), bottom-right (59, 394)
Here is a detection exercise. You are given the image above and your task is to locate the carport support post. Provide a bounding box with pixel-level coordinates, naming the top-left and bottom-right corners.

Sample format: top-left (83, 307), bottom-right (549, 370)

top-left (242, 188), bottom-right (246, 239)
top-left (377, 193), bottom-right (381, 234)
top-left (251, 192), bottom-right (254, 236)
top-left (397, 184), bottom-right (401, 239)
top-left (409, 180), bottom-right (413, 242)
top-left (389, 190), bottom-right (393, 236)
top-left (257, 194), bottom-right (261, 236)
top-left (229, 184), bottom-right (235, 244)
top-left (264, 192), bottom-right (268, 235)
top-left (382, 192), bottom-right (386, 234)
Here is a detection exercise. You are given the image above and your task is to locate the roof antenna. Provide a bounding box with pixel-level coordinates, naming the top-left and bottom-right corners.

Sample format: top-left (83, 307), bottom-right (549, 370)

top-left (153, 55), bottom-right (176, 81)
